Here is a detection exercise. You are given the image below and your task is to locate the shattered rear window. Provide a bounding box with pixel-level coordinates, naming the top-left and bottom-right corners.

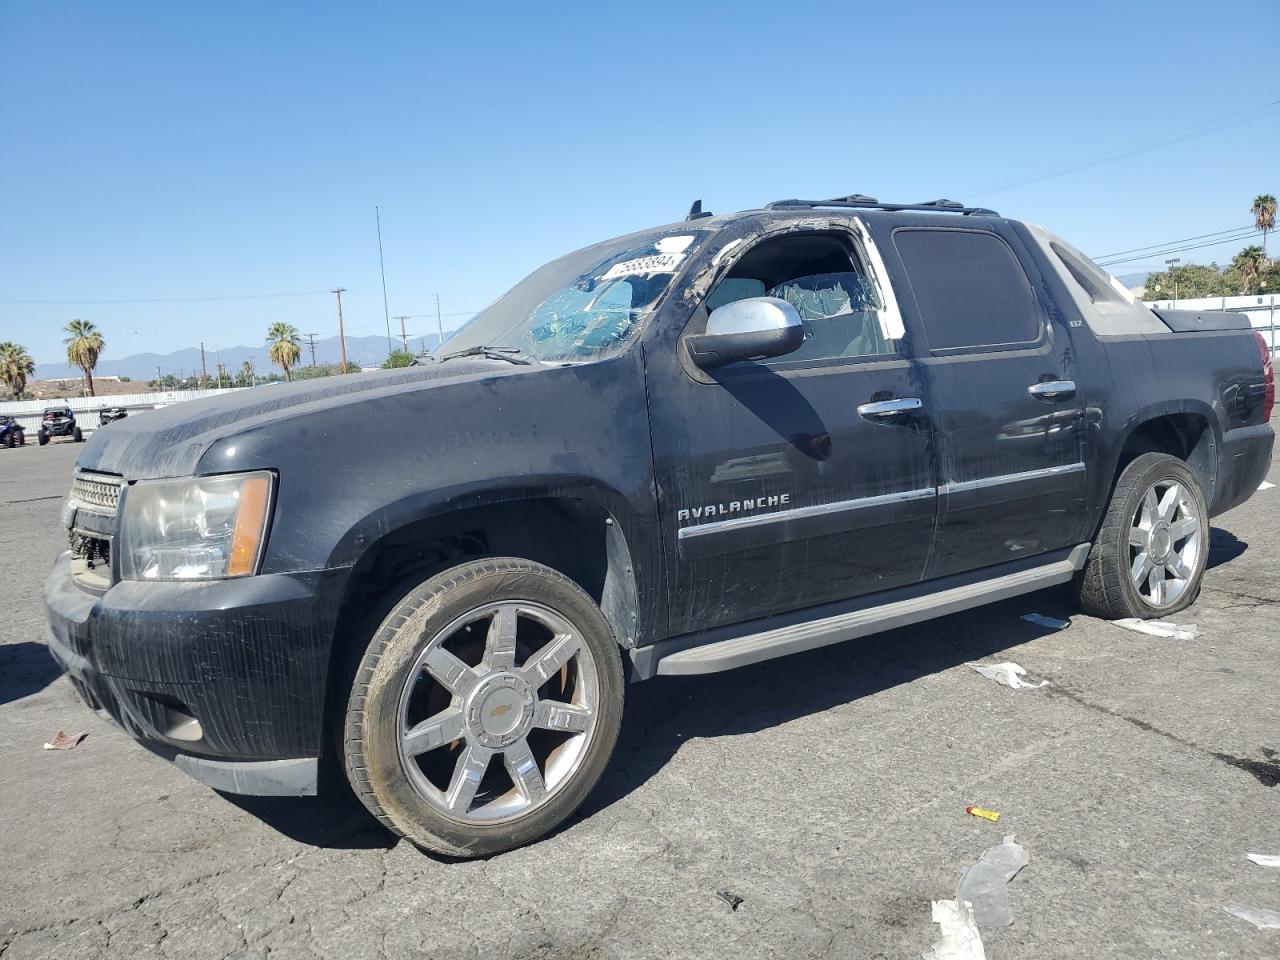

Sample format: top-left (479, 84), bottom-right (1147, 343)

top-left (442, 231), bottom-right (706, 362)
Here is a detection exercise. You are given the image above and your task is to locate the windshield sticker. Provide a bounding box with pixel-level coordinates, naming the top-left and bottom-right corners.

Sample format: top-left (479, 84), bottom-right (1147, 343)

top-left (655, 235), bottom-right (695, 254)
top-left (600, 253), bottom-right (685, 280)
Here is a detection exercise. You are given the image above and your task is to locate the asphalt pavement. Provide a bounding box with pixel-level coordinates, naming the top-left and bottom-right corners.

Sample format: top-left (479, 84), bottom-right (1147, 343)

top-left (2, 436), bottom-right (1279, 959)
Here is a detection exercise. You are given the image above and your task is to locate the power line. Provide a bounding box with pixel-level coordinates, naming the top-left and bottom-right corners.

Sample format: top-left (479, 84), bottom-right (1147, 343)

top-left (1091, 225), bottom-right (1255, 261)
top-left (0, 290), bottom-right (331, 305)
top-left (963, 99), bottom-right (1280, 199)
top-left (1096, 230), bottom-right (1261, 267)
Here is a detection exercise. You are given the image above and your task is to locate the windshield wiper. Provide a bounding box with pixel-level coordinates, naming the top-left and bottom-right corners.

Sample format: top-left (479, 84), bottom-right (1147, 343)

top-left (437, 345), bottom-right (538, 365)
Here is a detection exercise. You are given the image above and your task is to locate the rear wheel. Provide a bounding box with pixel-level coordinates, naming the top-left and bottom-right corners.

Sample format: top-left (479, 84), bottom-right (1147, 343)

top-left (4, 432), bottom-right (12, 449)
top-left (343, 558), bottom-right (624, 857)
top-left (72, 427), bottom-right (83, 442)
top-left (17, 430), bottom-right (24, 446)
top-left (1077, 452), bottom-right (1208, 620)
top-left (37, 430), bottom-right (48, 446)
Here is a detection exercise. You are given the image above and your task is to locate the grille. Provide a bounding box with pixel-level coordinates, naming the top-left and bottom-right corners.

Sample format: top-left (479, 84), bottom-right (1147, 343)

top-left (69, 531), bottom-right (110, 567)
top-left (70, 473), bottom-right (122, 514)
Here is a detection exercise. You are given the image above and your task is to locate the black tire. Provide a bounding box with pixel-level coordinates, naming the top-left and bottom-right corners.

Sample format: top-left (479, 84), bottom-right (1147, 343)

top-left (4, 432), bottom-right (12, 449)
top-left (343, 557), bottom-right (624, 858)
top-left (16, 431), bottom-right (23, 446)
top-left (37, 430), bottom-right (48, 446)
top-left (73, 427), bottom-right (83, 442)
top-left (1077, 452), bottom-right (1209, 620)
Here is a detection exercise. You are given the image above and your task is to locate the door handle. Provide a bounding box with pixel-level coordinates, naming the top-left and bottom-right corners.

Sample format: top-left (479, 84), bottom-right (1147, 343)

top-left (1027, 379), bottom-right (1076, 400)
top-left (857, 397), bottom-right (923, 421)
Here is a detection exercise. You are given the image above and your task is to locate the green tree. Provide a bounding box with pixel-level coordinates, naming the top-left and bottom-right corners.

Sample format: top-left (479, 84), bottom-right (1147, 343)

top-left (265, 322), bottom-right (301, 381)
top-left (239, 358), bottom-right (256, 387)
top-left (1231, 246), bottom-right (1267, 294)
top-left (63, 319), bottom-right (105, 396)
top-left (1252, 194), bottom-right (1276, 260)
top-left (382, 349), bottom-right (415, 368)
top-left (1144, 262), bottom-right (1233, 300)
top-left (0, 341), bottom-right (36, 398)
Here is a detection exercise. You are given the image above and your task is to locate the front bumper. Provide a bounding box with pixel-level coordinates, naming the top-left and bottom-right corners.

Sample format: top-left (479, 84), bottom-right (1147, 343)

top-left (44, 551), bottom-right (351, 795)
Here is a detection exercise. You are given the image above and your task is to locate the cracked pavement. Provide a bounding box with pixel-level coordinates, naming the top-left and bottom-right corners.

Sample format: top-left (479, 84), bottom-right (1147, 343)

top-left (2, 433), bottom-right (1279, 959)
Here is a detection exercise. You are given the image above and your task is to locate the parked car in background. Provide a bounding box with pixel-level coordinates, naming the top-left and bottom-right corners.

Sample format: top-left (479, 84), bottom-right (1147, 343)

top-left (38, 407), bottom-right (82, 445)
top-left (98, 407), bottom-right (128, 426)
top-left (45, 194), bottom-right (1275, 858)
top-left (0, 416), bottom-right (25, 448)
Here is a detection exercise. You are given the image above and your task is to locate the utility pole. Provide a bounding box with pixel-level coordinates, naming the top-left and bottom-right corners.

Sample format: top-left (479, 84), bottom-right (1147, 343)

top-left (394, 316), bottom-right (410, 352)
top-left (199, 342), bottom-right (209, 389)
top-left (1165, 258), bottom-right (1181, 304)
top-left (376, 206), bottom-right (393, 354)
top-left (155, 365), bottom-right (162, 386)
top-left (330, 288), bottom-right (349, 373)
top-left (304, 333), bottom-right (318, 368)
top-left (435, 293), bottom-right (445, 351)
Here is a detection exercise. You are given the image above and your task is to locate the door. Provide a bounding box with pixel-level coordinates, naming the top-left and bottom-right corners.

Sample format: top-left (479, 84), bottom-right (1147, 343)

top-left (646, 223), bottom-right (938, 636)
top-left (886, 224), bottom-right (1087, 578)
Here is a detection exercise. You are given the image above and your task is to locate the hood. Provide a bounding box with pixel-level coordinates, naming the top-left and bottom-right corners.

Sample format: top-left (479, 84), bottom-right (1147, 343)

top-left (76, 361), bottom-right (507, 479)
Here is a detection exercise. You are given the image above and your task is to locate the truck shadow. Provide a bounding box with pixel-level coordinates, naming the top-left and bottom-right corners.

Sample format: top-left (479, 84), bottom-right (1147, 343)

top-left (0, 642), bottom-right (63, 706)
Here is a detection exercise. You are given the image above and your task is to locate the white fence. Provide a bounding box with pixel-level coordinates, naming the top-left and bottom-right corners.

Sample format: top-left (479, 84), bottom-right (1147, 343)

top-left (0, 388), bottom-right (248, 436)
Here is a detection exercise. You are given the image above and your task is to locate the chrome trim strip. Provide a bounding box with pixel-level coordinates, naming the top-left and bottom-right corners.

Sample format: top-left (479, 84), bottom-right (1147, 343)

top-left (678, 487), bottom-right (936, 540)
top-left (941, 461), bottom-right (1085, 495)
top-left (1027, 379), bottom-right (1076, 397)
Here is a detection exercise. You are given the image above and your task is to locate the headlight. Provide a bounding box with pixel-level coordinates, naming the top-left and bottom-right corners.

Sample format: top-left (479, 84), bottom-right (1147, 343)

top-left (118, 472), bottom-right (274, 581)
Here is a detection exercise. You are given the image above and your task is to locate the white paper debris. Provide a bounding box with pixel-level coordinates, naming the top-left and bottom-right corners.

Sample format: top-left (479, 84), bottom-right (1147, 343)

top-left (1022, 613), bottom-right (1069, 629)
top-left (966, 662), bottom-right (1048, 689)
top-left (1224, 903), bottom-right (1280, 930)
top-left (1247, 853), bottom-right (1280, 868)
top-left (1111, 618), bottom-right (1198, 640)
top-left (654, 235), bottom-right (694, 254)
top-left (922, 899), bottom-right (987, 960)
top-left (1259, 481), bottom-right (1275, 490)
top-left (956, 834), bottom-right (1031, 928)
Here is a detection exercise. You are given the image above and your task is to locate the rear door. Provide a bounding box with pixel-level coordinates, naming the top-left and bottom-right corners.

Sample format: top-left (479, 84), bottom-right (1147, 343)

top-left (884, 224), bottom-right (1087, 577)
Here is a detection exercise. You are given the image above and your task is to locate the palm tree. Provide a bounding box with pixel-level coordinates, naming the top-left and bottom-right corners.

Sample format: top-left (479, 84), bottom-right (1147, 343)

top-left (265, 322), bottom-right (301, 381)
top-left (239, 358), bottom-right (256, 387)
top-left (1232, 245), bottom-right (1267, 294)
top-left (1253, 194), bottom-right (1277, 260)
top-left (63, 319), bottom-right (104, 397)
top-left (0, 341), bottom-right (36, 398)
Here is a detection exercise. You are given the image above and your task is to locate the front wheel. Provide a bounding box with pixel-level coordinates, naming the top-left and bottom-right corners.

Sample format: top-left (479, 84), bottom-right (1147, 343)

top-left (343, 558), bottom-right (624, 857)
top-left (37, 430), bottom-right (48, 446)
top-left (72, 427), bottom-right (83, 442)
top-left (1077, 452), bottom-right (1209, 620)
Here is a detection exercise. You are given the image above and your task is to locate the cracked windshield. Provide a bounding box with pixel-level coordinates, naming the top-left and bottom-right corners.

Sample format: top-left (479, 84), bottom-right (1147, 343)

top-left (442, 231), bottom-right (706, 362)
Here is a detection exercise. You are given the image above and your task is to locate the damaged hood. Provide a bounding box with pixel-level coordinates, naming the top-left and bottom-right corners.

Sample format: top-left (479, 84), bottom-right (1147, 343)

top-left (75, 361), bottom-right (510, 480)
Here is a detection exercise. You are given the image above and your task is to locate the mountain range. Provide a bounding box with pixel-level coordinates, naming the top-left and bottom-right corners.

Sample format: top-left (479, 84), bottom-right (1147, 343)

top-left (33, 333), bottom-right (447, 382)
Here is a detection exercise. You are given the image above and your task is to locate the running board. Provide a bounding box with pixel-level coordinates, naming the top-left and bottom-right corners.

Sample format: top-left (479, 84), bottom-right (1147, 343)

top-left (642, 544), bottom-right (1090, 678)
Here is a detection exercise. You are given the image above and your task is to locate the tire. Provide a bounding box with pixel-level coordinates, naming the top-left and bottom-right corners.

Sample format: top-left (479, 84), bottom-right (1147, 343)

top-left (343, 557), bottom-right (625, 858)
top-left (38, 430), bottom-right (48, 446)
top-left (17, 431), bottom-right (23, 446)
top-left (4, 433), bottom-right (12, 449)
top-left (73, 427), bottom-right (83, 442)
top-left (1077, 452), bottom-right (1209, 620)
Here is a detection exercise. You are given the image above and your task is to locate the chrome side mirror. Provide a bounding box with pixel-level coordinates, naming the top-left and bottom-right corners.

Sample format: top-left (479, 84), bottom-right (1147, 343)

top-left (685, 296), bottom-right (805, 369)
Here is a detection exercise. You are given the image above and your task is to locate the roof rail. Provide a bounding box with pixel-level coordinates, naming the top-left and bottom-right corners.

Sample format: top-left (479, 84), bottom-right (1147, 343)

top-left (764, 195), bottom-right (999, 217)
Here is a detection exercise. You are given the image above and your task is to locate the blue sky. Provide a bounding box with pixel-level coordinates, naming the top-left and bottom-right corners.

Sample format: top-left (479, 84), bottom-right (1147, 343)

top-left (2, 0), bottom-right (1277, 365)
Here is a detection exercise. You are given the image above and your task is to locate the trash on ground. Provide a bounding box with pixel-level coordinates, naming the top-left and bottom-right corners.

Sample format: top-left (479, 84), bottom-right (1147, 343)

top-left (965, 662), bottom-right (1048, 690)
top-left (43, 730), bottom-right (88, 750)
top-left (1224, 903), bottom-right (1280, 930)
top-left (922, 898), bottom-right (987, 960)
top-left (1111, 618), bottom-right (1198, 640)
top-left (955, 834), bottom-right (1030, 928)
top-left (1259, 481), bottom-right (1276, 490)
top-left (966, 806), bottom-right (1001, 823)
top-left (715, 890), bottom-right (744, 911)
top-left (1021, 613), bottom-right (1069, 629)
top-left (1247, 853), bottom-right (1280, 868)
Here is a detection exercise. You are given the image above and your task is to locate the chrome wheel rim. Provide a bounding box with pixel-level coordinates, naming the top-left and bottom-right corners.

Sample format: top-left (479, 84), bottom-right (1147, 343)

top-left (396, 600), bottom-right (600, 824)
top-left (1129, 477), bottom-right (1202, 608)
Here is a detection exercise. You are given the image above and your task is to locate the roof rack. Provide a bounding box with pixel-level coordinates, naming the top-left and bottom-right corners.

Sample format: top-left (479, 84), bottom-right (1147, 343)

top-left (764, 195), bottom-right (999, 217)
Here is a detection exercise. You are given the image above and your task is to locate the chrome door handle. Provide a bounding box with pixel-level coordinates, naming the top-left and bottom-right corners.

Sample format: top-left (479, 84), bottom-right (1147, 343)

top-left (857, 397), bottom-right (923, 421)
top-left (1028, 379), bottom-right (1076, 400)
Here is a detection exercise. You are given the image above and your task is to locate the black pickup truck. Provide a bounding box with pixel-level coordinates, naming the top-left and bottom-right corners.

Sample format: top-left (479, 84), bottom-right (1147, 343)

top-left (46, 196), bottom-right (1274, 856)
